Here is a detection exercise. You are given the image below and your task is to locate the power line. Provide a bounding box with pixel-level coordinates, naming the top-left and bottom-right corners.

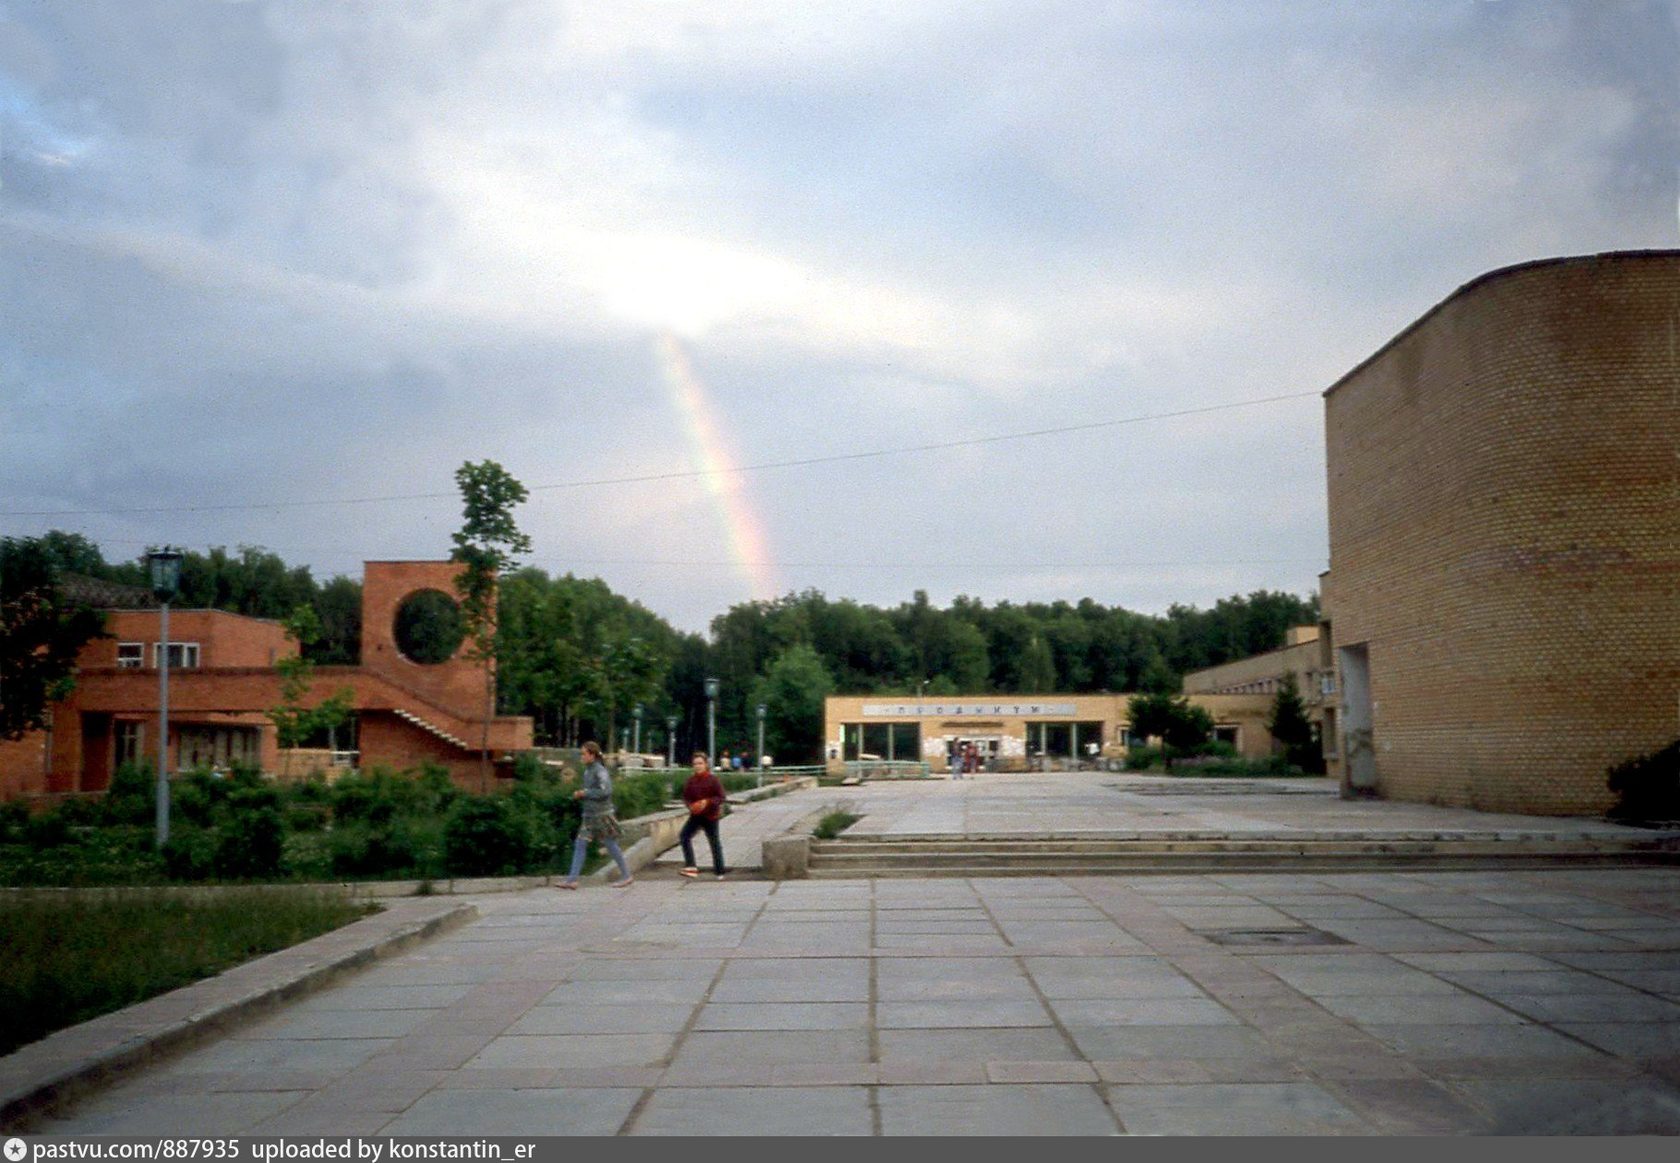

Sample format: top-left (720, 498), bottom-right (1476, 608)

top-left (2, 390), bottom-right (1320, 518)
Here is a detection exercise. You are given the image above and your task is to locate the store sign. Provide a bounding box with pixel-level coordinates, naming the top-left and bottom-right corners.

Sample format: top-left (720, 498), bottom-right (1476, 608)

top-left (861, 702), bottom-right (1078, 717)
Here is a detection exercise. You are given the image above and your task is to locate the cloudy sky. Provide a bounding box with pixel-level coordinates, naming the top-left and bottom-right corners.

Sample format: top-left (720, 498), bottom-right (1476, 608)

top-left (2, 1), bottom-right (1676, 633)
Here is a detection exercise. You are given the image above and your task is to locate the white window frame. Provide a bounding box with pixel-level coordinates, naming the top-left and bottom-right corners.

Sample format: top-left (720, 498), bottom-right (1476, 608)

top-left (152, 642), bottom-right (201, 669)
top-left (116, 642), bottom-right (145, 669)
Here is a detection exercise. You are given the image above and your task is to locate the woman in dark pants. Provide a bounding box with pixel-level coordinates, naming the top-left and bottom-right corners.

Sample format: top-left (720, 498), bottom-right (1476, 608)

top-left (679, 752), bottom-right (728, 880)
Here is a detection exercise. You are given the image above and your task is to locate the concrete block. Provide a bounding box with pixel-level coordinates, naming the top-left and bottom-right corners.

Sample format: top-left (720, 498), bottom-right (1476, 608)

top-left (761, 834), bottom-right (810, 880)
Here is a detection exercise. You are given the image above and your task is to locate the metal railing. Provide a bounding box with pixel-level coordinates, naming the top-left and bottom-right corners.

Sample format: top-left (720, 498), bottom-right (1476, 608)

top-left (843, 760), bottom-right (931, 780)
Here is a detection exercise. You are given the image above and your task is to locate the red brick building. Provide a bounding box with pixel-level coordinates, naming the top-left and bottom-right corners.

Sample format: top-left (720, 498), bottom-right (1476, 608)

top-left (2, 561), bottom-right (533, 798)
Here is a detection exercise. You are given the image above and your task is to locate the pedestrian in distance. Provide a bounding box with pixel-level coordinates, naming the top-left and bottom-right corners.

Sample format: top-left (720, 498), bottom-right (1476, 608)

top-left (558, 740), bottom-right (634, 889)
top-left (679, 751), bottom-right (728, 880)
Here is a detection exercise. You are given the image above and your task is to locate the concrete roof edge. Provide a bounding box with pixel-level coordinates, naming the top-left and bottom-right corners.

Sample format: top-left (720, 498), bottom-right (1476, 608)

top-left (1321, 249), bottom-right (1680, 400)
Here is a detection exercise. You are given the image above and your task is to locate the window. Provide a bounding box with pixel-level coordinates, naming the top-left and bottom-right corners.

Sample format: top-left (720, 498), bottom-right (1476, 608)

top-left (115, 721), bottom-right (142, 768)
top-left (117, 643), bottom-right (144, 669)
top-left (1215, 725), bottom-right (1239, 748)
top-left (152, 642), bottom-right (200, 669)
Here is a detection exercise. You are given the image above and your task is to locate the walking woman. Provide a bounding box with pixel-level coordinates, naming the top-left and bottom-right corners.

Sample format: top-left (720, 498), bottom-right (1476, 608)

top-left (679, 751), bottom-right (728, 880)
top-left (559, 740), bottom-right (634, 889)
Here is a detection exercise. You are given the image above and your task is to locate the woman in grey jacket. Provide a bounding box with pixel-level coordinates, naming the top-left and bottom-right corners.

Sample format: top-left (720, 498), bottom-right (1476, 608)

top-left (559, 740), bottom-right (634, 889)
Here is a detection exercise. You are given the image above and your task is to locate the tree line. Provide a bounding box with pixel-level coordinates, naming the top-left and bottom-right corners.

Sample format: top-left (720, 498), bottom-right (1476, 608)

top-left (9, 528), bottom-right (1318, 765)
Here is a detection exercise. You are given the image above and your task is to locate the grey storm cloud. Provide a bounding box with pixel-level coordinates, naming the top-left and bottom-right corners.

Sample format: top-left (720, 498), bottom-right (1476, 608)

top-left (2, 0), bottom-right (1676, 632)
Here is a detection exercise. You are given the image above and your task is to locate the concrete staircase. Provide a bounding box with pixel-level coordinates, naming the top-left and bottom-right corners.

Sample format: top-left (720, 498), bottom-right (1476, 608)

top-left (393, 708), bottom-right (470, 750)
top-left (806, 832), bottom-right (1680, 878)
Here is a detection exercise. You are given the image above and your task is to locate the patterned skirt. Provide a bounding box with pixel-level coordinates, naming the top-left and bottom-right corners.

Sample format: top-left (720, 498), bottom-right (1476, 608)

top-left (579, 812), bottom-right (622, 843)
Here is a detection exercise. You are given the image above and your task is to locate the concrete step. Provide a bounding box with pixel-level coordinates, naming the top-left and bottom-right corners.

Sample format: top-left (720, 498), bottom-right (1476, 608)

top-left (805, 835), bottom-right (1680, 877)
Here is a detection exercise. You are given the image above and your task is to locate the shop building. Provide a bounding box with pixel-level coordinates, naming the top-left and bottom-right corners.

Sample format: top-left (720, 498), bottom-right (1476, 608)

top-left (823, 688), bottom-right (1285, 774)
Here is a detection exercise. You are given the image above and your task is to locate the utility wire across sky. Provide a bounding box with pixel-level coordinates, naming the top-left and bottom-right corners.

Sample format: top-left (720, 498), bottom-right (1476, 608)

top-left (3, 390), bottom-right (1322, 519)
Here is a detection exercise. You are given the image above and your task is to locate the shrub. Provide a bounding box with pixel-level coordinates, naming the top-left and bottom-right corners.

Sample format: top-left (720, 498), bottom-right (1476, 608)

top-left (214, 805), bottom-right (285, 880)
top-left (443, 797), bottom-right (530, 877)
top-left (1607, 740), bottom-right (1680, 823)
top-left (331, 765), bottom-right (458, 827)
top-left (612, 771), bottom-right (674, 821)
top-left (326, 817), bottom-right (445, 880)
top-left (162, 827), bottom-right (217, 880)
top-left (0, 801), bottom-right (28, 843)
top-left (812, 810), bottom-right (859, 840)
top-left (24, 810), bottom-right (73, 848)
top-left (103, 762), bottom-right (156, 826)
top-left (1124, 746), bottom-right (1164, 771)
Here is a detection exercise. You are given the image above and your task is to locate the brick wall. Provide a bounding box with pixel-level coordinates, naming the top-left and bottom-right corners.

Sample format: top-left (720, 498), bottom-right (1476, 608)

top-left (1323, 251), bottom-right (1680, 814)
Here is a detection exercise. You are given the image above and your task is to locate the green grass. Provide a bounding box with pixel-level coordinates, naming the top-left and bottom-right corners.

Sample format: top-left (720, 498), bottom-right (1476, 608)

top-left (0, 887), bottom-right (373, 1057)
top-left (812, 810), bottom-right (860, 840)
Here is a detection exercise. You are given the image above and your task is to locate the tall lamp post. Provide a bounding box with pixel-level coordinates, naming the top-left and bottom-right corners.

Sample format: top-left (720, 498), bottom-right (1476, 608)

top-left (147, 547), bottom-right (183, 848)
top-left (632, 703), bottom-right (643, 757)
top-left (666, 715), bottom-right (678, 768)
top-left (703, 677), bottom-right (719, 769)
top-left (755, 702), bottom-right (767, 788)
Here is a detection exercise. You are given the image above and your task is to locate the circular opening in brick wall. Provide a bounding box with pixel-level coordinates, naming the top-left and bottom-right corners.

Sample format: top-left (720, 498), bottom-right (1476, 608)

top-left (392, 589), bottom-right (465, 664)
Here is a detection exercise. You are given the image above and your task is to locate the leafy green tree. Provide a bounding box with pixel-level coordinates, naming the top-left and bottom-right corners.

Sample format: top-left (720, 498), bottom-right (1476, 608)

top-left (310, 576), bottom-right (362, 665)
top-left (1126, 692), bottom-right (1213, 770)
top-left (749, 643), bottom-right (836, 764)
top-left (1266, 671), bottom-right (1322, 773)
top-left (451, 460), bottom-right (533, 788)
top-left (267, 605), bottom-right (354, 776)
top-left (1, 537), bottom-right (108, 740)
top-left (1020, 634), bottom-right (1057, 692)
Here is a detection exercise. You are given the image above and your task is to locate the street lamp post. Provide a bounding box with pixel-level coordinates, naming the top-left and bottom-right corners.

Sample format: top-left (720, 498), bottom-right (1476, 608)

top-left (703, 677), bottom-right (719, 769)
top-left (666, 715), bottom-right (678, 768)
top-left (632, 703), bottom-right (643, 757)
top-left (755, 702), bottom-right (767, 788)
top-left (147, 547), bottom-right (183, 849)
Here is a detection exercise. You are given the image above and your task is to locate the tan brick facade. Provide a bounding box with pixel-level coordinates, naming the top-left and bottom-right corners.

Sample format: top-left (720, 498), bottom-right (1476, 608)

top-left (1321, 251), bottom-right (1680, 815)
top-left (822, 690), bottom-right (1279, 773)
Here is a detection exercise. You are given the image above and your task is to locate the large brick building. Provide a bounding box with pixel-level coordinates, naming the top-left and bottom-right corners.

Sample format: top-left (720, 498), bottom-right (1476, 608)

top-left (2, 561), bottom-right (533, 798)
top-left (1319, 251), bottom-right (1680, 814)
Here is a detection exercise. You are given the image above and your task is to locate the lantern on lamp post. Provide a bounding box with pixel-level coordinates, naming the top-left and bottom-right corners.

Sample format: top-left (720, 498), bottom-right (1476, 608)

top-left (703, 677), bottom-right (719, 769)
top-left (147, 547), bottom-right (184, 848)
top-left (632, 702), bottom-right (643, 757)
top-left (755, 702), bottom-right (767, 788)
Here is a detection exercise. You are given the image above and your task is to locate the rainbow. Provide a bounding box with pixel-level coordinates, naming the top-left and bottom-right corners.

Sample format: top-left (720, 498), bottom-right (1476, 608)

top-left (657, 332), bottom-right (780, 600)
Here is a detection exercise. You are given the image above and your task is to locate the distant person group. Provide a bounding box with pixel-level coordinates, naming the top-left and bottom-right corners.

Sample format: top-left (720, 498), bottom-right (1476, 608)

top-left (557, 740), bottom-right (728, 889)
top-left (947, 740), bottom-right (983, 779)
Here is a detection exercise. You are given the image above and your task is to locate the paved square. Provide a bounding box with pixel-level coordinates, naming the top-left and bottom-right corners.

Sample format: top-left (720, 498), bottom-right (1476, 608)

top-left (23, 778), bottom-right (1680, 1136)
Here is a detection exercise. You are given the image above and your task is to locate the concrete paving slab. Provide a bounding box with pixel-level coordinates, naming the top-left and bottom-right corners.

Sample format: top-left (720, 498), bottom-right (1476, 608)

top-left (1066, 1025), bottom-right (1278, 1061)
top-left (876, 1027), bottom-right (1078, 1063)
top-left (1557, 1023), bottom-right (1680, 1057)
top-left (695, 1003), bottom-right (870, 1030)
top-left (1359, 1023), bottom-right (1607, 1059)
top-left (1312, 993), bottom-right (1526, 1026)
top-left (1048, 999), bottom-right (1240, 1026)
top-left (1104, 1081), bottom-right (1373, 1135)
top-left (1458, 1078), bottom-right (1680, 1134)
top-left (42, 1090), bottom-right (308, 1135)
top-left (668, 1030), bottom-right (872, 1068)
top-left (381, 1087), bottom-right (641, 1135)
top-left (629, 1085), bottom-right (873, 1135)
top-left (877, 1083), bottom-right (1121, 1136)
top-left (507, 1004), bottom-right (697, 1035)
top-left (465, 1033), bottom-right (676, 1069)
top-left (877, 1000), bottom-right (1052, 1028)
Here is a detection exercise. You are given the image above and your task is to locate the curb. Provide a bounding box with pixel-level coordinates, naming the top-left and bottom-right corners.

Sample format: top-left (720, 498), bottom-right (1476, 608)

top-left (0, 896), bottom-right (476, 1131)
